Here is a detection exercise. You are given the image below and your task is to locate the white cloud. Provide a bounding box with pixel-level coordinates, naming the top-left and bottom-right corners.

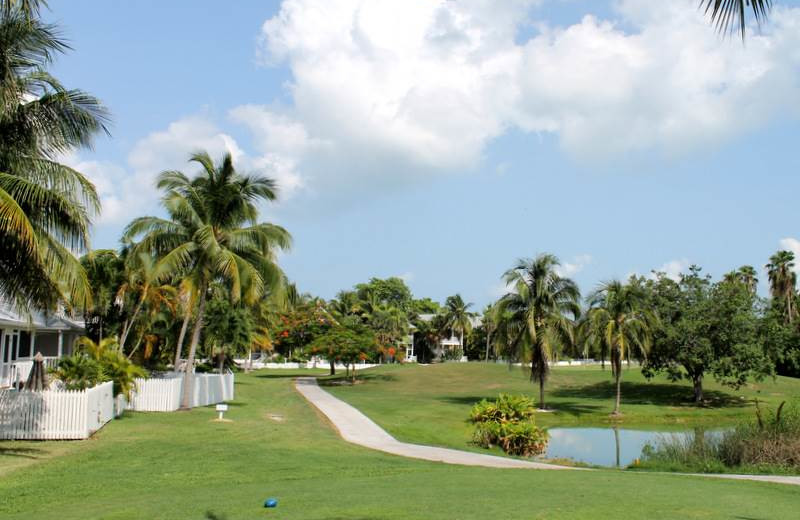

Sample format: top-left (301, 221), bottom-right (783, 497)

top-left (255, 0), bottom-right (800, 179)
top-left (556, 254), bottom-right (592, 277)
top-left (72, 114), bottom-right (302, 226)
top-left (778, 238), bottom-right (800, 274)
top-left (650, 258), bottom-right (690, 281)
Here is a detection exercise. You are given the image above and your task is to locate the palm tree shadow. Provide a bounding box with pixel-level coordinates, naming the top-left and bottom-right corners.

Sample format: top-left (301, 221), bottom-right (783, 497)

top-left (551, 381), bottom-right (747, 409)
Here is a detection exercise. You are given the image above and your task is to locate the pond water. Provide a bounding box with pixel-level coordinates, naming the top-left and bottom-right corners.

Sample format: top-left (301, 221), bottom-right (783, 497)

top-left (541, 427), bottom-right (691, 467)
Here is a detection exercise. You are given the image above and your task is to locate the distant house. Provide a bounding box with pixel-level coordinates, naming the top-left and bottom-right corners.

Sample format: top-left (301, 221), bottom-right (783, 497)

top-left (415, 313), bottom-right (482, 361)
top-left (0, 302), bottom-right (85, 388)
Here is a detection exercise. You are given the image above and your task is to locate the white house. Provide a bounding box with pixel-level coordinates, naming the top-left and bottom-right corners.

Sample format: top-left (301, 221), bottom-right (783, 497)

top-left (0, 302), bottom-right (84, 388)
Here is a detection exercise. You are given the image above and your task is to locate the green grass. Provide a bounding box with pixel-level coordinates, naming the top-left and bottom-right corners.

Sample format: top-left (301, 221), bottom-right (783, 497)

top-left (323, 363), bottom-right (800, 454)
top-left (1, 368), bottom-right (799, 519)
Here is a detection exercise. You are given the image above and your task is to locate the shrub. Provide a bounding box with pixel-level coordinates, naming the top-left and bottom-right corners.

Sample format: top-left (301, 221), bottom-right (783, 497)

top-left (54, 337), bottom-right (147, 398)
top-left (470, 394), bottom-right (535, 424)
top-left (469, 394), bottom-right (548, 457)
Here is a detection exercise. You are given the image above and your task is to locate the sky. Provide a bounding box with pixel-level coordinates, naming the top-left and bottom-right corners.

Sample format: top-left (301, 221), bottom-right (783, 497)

top-left (47, 0), bottom-right (800, 308)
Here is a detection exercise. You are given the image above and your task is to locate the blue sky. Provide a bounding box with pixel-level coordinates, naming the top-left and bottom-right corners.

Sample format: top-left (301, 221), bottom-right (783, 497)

top-left (48, 0), bottom-right (800, 307)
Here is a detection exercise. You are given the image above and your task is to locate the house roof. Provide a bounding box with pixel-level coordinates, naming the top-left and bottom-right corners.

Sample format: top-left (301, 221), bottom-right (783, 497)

top-left (0, 301), bottom-right (85, 332)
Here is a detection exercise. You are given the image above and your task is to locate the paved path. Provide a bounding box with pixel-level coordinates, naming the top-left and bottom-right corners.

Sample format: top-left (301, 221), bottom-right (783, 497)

top-left (295, 377), bottom-right (800, 486)
top-left (294, 377), bottom-right (576, 470)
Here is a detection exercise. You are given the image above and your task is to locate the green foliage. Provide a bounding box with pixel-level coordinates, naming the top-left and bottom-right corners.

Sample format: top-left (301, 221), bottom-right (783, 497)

top-left (52, 353), bottom-right (104, 391)
top-left (470, 394), bottom-right (547, 457)
top-left (204, 292), bottom-right (256, 364)
top-left (309, 324), bottom-right (378, 380)
top-left (54, 337), bottom-right (146, 397)
top-left (640, 400), bottom-right (800, 474)
top-left (80, 249), bottom-right (126, 341)
top-left (641, 266), bottom-right (773, 403)
top-left (355, 277), bottom-right (413, 311)
top-left (470, 393), bottom-right (535, 424)
top-left (0, 6), bottom-right (109, 311)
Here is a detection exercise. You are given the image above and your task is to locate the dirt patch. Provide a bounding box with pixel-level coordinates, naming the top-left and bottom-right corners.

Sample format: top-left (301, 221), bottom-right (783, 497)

top-left (266, 413), bottom-right (286, 422)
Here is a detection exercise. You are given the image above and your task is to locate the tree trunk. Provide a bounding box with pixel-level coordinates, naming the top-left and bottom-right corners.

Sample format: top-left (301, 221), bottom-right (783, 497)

top-left (539, 377), bottom-right (545, 410)
top-left (119, 300), bottom-right (144, 349)
top-left (180, 287), bottom-right (207, 410)
top-left (692, 374), bottom-right (704, 403)
top-left (218, 350), bottom-right (225, 373)
top-left (246, 347), bottom-right (252, 373)
top-left (329, 358), bottom-right (335, 376)
top-left (174, 311), bottom-right (191, 371)
top-left (351, 363), bottom-right (356, 383)
top-left (612, 368), bottom-right (622, 415)
top-left (485, 330), bottom-right (491, 362)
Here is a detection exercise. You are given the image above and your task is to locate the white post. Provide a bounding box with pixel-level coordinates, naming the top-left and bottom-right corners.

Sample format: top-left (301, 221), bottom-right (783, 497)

top-left (29, 330), bottom-right (35, 359)
top-left (0, 329), bottom-right (5, 384)
top-left (57, 330), bottom-right (64, 358)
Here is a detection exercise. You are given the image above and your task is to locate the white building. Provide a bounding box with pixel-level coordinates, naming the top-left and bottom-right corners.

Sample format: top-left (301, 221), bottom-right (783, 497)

top-left (0, 302), bottom-right (84, 388)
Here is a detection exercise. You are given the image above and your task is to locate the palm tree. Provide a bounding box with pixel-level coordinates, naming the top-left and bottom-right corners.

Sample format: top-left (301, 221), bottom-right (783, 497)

top-left (115, 252), bottom-right (177, 351)
top-left (585, 281), bottom-right (657, 416)
top-left (441, 294), bottom-right (476, 357)
top-left (702, 0), bottom-right (772, 39)
top-left (497, 254), bottom-right (580, 409)
top-left (766, 251), bottom-right (797, 324)
top-left (0, 9), bottom-right (109, 311)
top-left (123, 151), bottom-right (291, 409)
top-left (482, 303), bottom-right (499, 361)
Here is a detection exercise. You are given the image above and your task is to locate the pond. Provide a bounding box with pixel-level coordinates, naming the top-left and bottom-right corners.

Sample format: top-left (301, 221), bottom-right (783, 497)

top-left (541, 427), bottom-right (695, 467)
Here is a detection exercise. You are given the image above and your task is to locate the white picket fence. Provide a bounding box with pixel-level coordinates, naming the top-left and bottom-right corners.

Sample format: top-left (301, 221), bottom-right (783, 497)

top-left (0, 381), bottom-right (115, 440)
top-left (124, 372), bottom-right (234, 412)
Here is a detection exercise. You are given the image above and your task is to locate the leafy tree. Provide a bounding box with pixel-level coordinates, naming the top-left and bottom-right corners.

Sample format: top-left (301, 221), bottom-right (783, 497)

top-left (355, 277), bottom-right (413, 311)
top-left (0, 5), bottom-right (109, 311)
top-left (586, 280), bottom-right (656, 415)
top-left (411, 297), bottom-right (440, 315)
top-left (81, 249), bottom-right (126, 341)
top-left (765, 250), bottom-right (797, 324)
top-left (642, 267), bottom-right (771, 402)
top-left (204, 292), bottom-right (255, 372)
top-left (497, 254), bottom-right (580, 409)
top-left (309, 324), bottom-right (378, 381)
top-left (124, 152), bottom-right (291, 409)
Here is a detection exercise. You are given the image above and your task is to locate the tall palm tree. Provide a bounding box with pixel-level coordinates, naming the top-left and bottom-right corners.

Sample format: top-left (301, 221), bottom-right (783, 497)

top-left (766, 250), bottom-right (797, 324)
top-left (0, 9), bottom-right (109, 311)
top-left (497, 254), bottom-right (580, 409)
top-left (702, 0), bottom-right (772, 39)
top-left (585, 281), bottom-right (657, 416)
top-left (441, 294), bottom-right (476, 357)
top-left (123, 151), bottom-right (291, 409)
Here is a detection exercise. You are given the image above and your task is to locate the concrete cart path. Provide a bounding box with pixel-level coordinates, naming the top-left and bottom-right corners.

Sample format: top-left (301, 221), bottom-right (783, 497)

top-left (294, 377), bottom-right (800, 486)
top-left (294, 377), bottom-right (576, 470)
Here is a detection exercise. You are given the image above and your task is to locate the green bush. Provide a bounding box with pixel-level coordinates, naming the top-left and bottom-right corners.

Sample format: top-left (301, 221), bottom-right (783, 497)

top-left (469, 394), bottom-right (548, 457)
top-left (470, 394), bottom-right (535, 424)
top-left (54, 337), bottom-right (147, 398)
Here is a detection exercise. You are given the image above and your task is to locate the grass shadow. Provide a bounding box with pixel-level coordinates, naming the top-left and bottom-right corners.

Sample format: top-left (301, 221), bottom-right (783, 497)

top-left (0, 445), bottom-right (47, 459)
top-left (437, 395), bottom-right (604, 417)
top-left (255, 373), bottom-right (318, 379)
top-left (551, 381), bottom-right (747, 409)
top-left (318, 373), bottom-right (397, 386)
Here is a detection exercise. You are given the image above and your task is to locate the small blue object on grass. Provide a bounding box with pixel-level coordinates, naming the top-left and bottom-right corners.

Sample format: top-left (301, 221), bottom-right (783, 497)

top-left (264, 498), bottom-right (278, 508)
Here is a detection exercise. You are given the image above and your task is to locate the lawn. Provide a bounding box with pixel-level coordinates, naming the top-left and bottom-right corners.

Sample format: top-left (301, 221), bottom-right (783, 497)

top-left (324, 363), bottom-right (800, 453)
top-left (1, 368), bottom-right (799, 519)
